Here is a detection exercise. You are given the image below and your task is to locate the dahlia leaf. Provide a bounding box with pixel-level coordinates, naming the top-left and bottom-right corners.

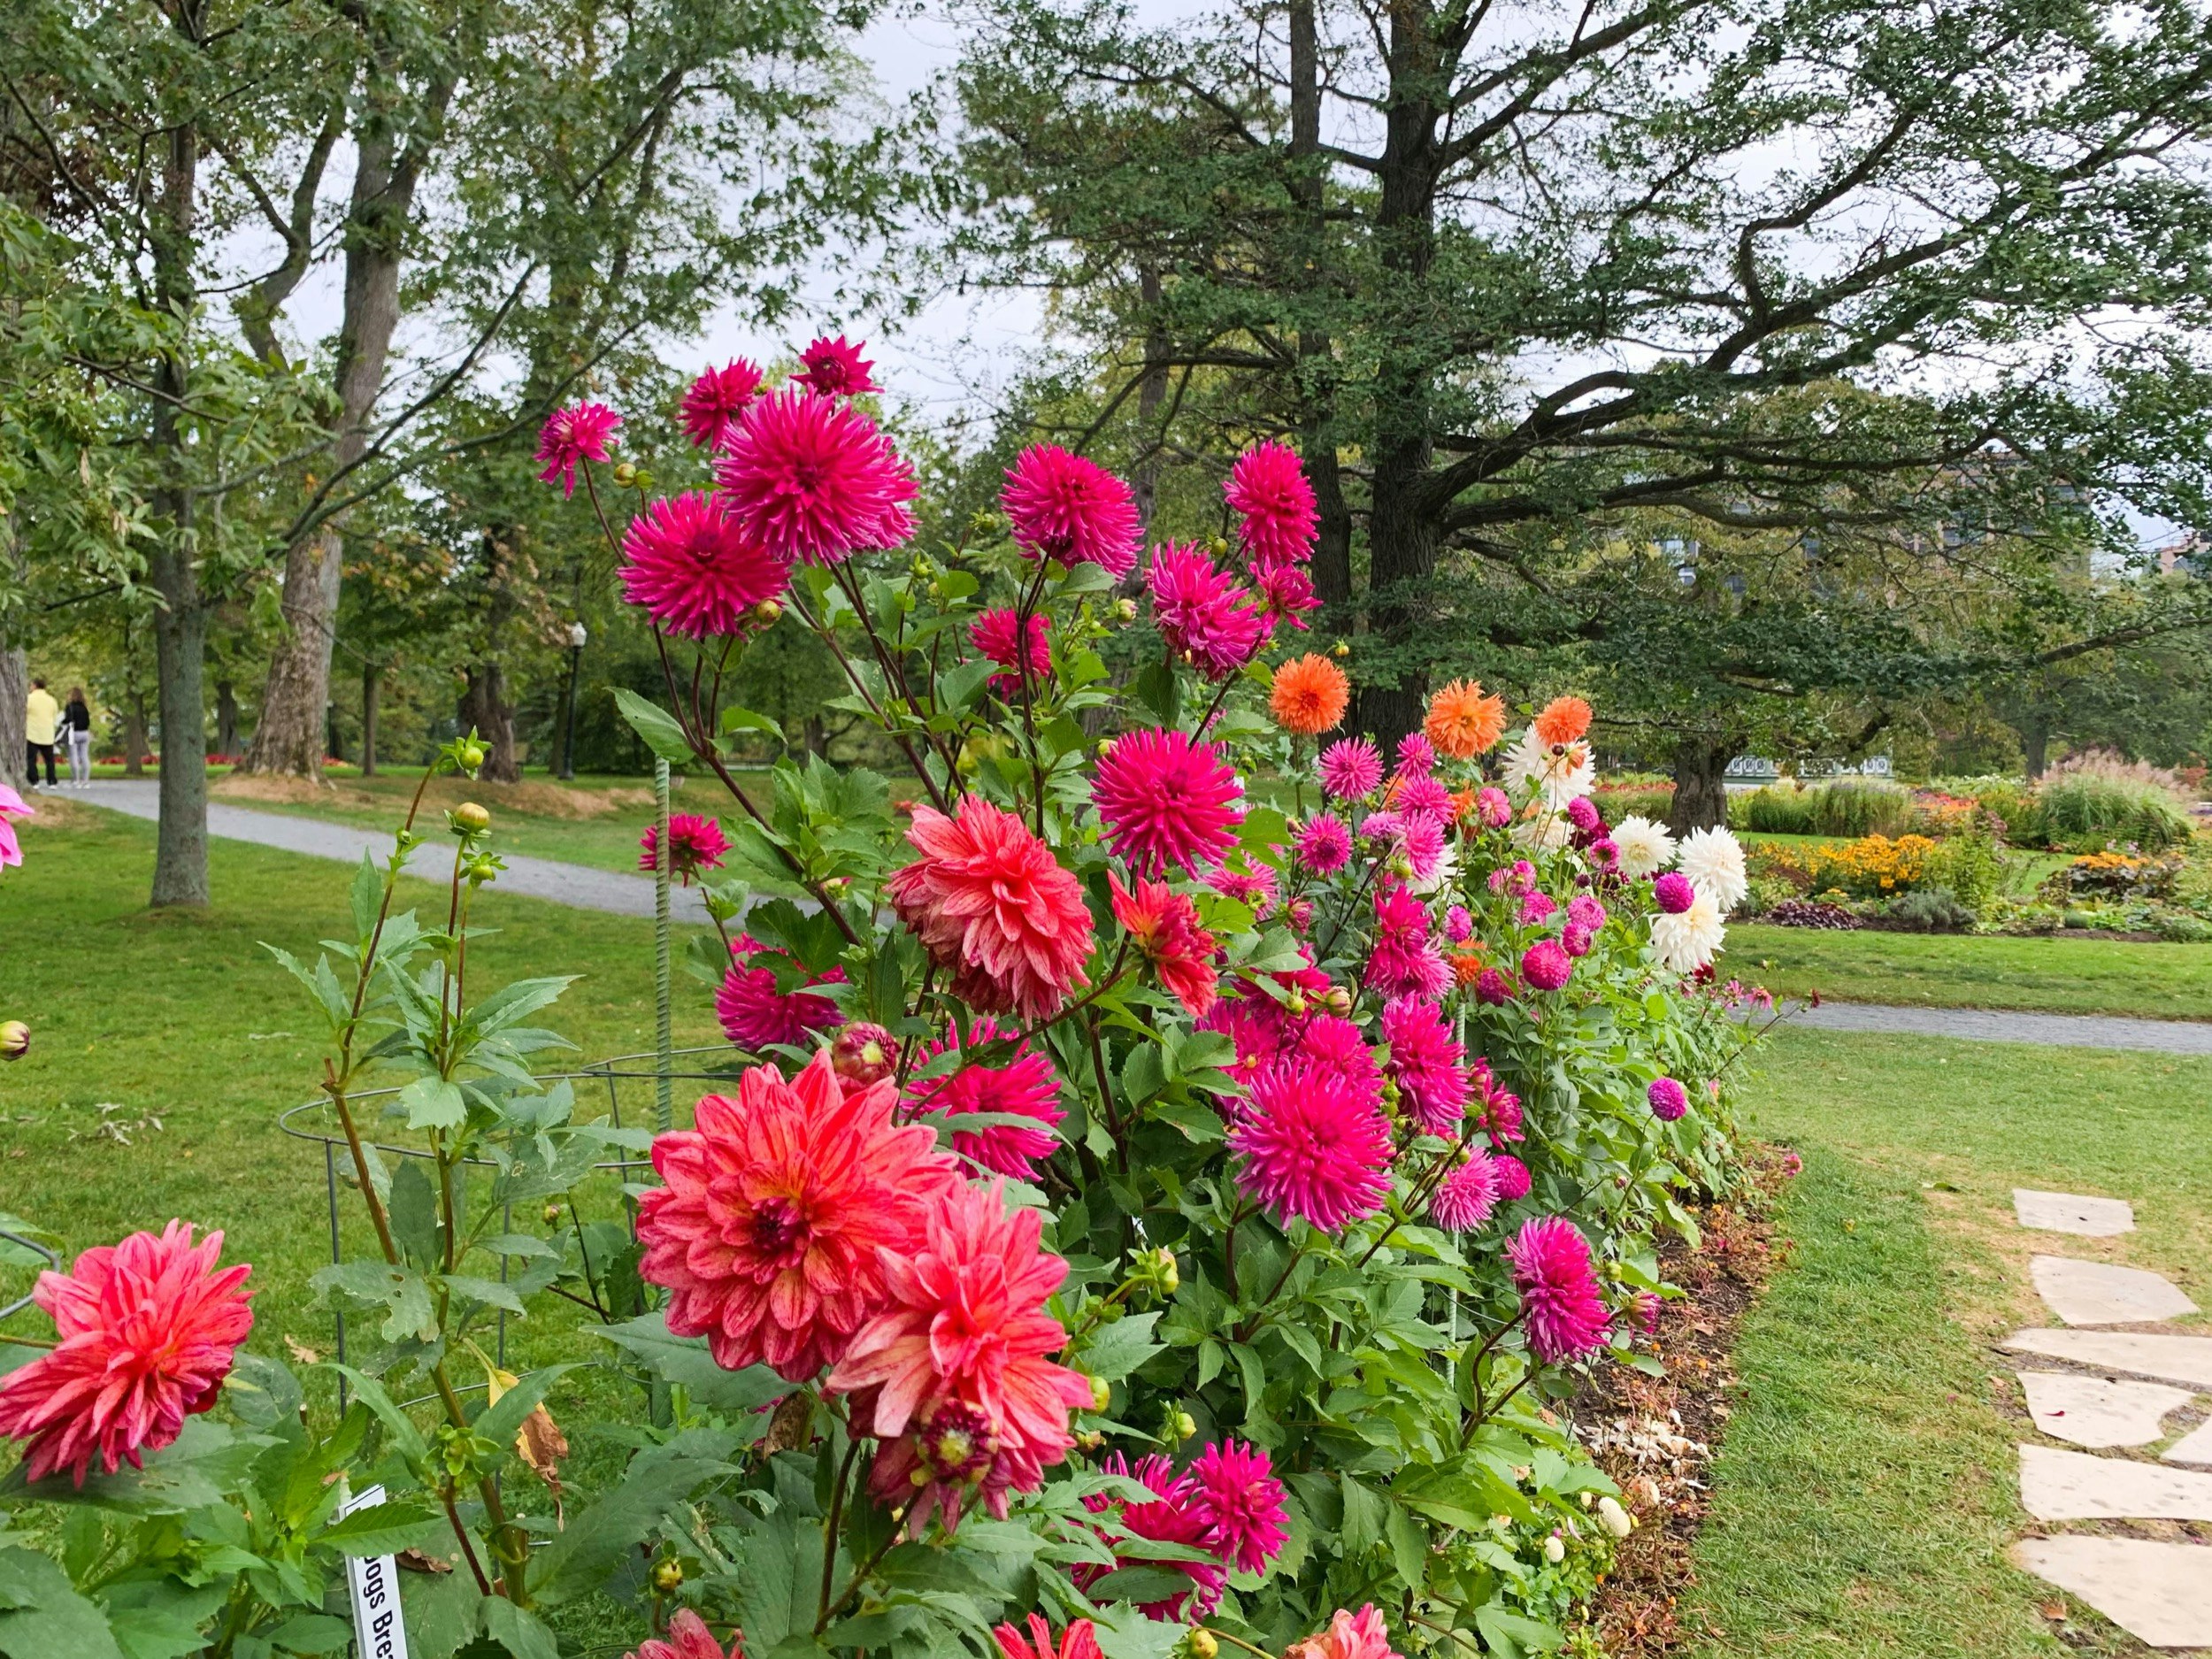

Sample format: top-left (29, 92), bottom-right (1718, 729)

top-left (1086, 1565), bottom-right (1192, 1605)
top-left (527, 1431), bottom-right (742, 1607)
top-left (0, 1548), bottom-right (125, 1659)
top-left (438, 1274), bottom-right (526, 1316)
top-left (940, 656), bottom-right (1000, 714)
top-left (480, 1597), bottom-right (560, 1659)
top-left (349, 855), bottom-right (383, 948)
top-left (315, 1501), bottom-right (438, 1558)
top-left (594, 1314), bottom-right (787, 1414)
top-left (1386, 1502), bottom-right (1427, 1592)
top-left (1339, 1474), bottom-right (1386, 1555)
top-left (1071, 1310), bottom-right (1162, 1381)
top-left (1088, 1609), bottom-right (1183, 1659)
top-left (716, 705), bottom-right (785, 746)
top-left (399, 1077), bottom-right (465, 1132)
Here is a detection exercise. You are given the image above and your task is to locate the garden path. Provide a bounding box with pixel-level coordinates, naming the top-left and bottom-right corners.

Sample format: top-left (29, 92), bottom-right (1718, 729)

top-left (1776, 999), bottom-right (2212, 1055)
top-left (71, 780), bottom-right (710, 922)
top-left (2004, 1187), bottom-right (2212, 1648)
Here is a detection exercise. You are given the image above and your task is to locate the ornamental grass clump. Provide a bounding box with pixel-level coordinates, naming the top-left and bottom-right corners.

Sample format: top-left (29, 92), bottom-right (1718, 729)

top-left (0, 343), bottom-right (1763, 1659)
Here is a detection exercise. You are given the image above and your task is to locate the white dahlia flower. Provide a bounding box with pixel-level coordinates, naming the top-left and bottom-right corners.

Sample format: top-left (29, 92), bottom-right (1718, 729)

top-left (1650, 893), bottom-right (1726, 974)
top-left (1676, 826), bottom-right (1747, 913)
top-left (1610, 815), bottom-right (1677, 879)
top-left (1501, 727), bottom-right (1595, 809)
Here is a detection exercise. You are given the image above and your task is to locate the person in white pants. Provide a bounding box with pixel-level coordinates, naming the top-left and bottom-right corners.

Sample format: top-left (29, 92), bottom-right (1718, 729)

top-left (62, 687), bottom-right (92, 787)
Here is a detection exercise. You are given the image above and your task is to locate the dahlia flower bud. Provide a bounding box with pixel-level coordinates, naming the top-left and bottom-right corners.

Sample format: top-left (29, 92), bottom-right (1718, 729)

top-left (752, 598), bottom-right (783, 626)
top-left (0, 1021), bottom-right (27, 1061)
top-left (458, 741), bottom-right (487, 772)
top-left (541, 1202), bottom-right (563, 1225)
top-left (1324, 986), bottom-right (1353, 1017)
top-left (1183, 1632), bottom-right (1219, 1659)
top-left (451, 802), bottom-right (491, 835)
top-left (1114, 597), bottom-right (1139, 623)
top-left (612, 461), bottom-right (638, 488)
top-left (1173, 1409), bottom-right (1197, 1440)
top-left (1332, 640), bottom-right (1350, 658)
top-left (831, 1022), bottom-right (898, 1086)
top-left (1088, 1374), bottom-right (1112, 1411)
top-left (651, 1559), bottom-right (684, 1593)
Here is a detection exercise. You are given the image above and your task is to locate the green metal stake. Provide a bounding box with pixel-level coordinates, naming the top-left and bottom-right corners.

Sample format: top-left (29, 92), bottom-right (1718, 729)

top-left (654, 757), bottom-right (673, 1133)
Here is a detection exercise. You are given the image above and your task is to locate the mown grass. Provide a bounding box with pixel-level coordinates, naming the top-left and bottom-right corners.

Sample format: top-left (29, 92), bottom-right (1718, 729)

top-left (1688, 1026), bottom-right (2211, 1657)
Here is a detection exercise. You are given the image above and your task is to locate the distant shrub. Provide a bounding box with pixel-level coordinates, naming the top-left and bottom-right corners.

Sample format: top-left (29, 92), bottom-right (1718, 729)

top-left (1595, 780), bottom-right (1675, 822)
top-left (1885, 887), bottom-right (1978, 932)
top-left (1807, 777), bottom-right (1917, 838)
top-left (1736, 781), bottom-right (1817, 833)
top-left (1923, 833), bottom-right (2008, 912)
top-left (1911, 790), bottom-right (1979, 836)
top-left (2055, 849), bottom-right (2182, 900)
top-left (2032, 752), bottom-right (2196, 851)
top-left (1765, 899), bottom-right (1861, 929)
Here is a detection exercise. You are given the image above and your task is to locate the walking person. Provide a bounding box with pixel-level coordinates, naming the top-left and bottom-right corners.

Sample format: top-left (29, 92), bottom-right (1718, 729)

top-left (22, 678), bottom-right (57, 789)
top-left (62, 687), bottom-right (91, 787)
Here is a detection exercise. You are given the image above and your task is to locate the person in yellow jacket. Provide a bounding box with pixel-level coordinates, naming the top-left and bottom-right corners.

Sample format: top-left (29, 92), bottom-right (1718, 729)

top-left (23, 678), bottom-right (58, 787)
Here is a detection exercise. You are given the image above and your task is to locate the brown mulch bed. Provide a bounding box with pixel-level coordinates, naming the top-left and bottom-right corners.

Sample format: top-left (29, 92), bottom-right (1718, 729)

top-left (1571, 1148), bottom-right (1801, 1656)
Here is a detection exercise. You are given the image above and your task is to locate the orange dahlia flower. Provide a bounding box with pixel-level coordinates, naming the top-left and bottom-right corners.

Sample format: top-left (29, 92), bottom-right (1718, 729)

top-left (1532, 695), bottom-right (1593, 747)
top-left (1449, 947), bottom-right (1487, 987)
top-left (1270, 653), bottom-right (1349, 735)
top-left (1424, 679), bottom-right (1507, 758)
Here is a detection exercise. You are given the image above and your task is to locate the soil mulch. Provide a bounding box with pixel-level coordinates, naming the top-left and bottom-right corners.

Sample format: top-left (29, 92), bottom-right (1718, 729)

top-left (1571, 1147), bottom-right (1800, 1656)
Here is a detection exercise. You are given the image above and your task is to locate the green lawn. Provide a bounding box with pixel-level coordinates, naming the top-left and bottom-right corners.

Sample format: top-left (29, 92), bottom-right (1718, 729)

top-left (1727, 923), bottom-right (2212, 1019)
top-left (1689, 1026), bottom-right (2211, 1657)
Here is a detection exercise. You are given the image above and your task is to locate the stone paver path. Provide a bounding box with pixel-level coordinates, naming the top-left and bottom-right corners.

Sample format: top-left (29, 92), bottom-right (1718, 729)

top-left (74, 780), bottom-right (708, 923)
top-left (2001, 1187), bottom-right (2212, 1648)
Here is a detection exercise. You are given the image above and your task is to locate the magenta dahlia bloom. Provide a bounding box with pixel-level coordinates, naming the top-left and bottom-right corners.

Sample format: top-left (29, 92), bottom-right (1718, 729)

top-left (1429, 1152), bottom-right (1502, 1233)
top-left (1474, 786), bottom-right (1512, 828)
top-left (1319, 737), bottom-right (1383, 802)
top-left (1520, 939), bottom-right (1572, 991)
top-left (1079, 1454), bottom-right (1225, 1619)
top-left (1366, 884), bottom-right (1449, 1001)
top-left (1632, 1290), bottom-right (1663, 1336)
top-left (793, 334), bottom-right (878, 396)
top-left (1475, 967), bottom-right (1514, 1005)
top-left (970, 608), bottom-right (1051, 696)
top-left (1092, 727), bottom-right (1242, 877)
top-left (534, 402), bottom-right (621, 497)
top-left (0, 783), bottom-right (31, 870)
top-left (1473, 1077), bottom-right (1525, 1144)
top-left (1398, 812), bottom-right (1448, 882)
top-left (1647, 1076), bottom-right (1690, 1122)
top-left (1392, 774), bottom-right (1454, 822)
top-left (1568, 895), bottom-right (1608, 933)
top-left (717, 388), bottom-right (917, 565)
top-left (1562, 924), bottom-right (1594, 957)
top-left (1653, 872), bottom-right (1695, 914)
top-left (619, 492), bottom-right (790, 638)
top-left (1587, 836), bottom-right (1621, 872)
top-left (1380, 996), bottom-right (1469, 1134)
top-left (1225, 442), bottom-right (1318, 566)
top-left (1359, 810), bottom-right (1403, 845)
top-left (1444, 904), bottom-right (1474, 943)
top-left (679, 359), bottom-right (763, 450)
top-left (1296, 1014), bottom-right (1384, 1108)
top-left (1148, 541), bottom-right (1271, 680)
top-left (638, 812), bottom-right (729, 884)
top-left (904, 1017), bottom-right (1065, 1179)
top-left (1519, 892), bottom-right (1557, 926)
top-left (1189, 1439), bottom-right (1290, 1575)
top-left (1566, 795), bottom-right (1604, 834)
top-left (1002, 444), bottom-right (1141, 578)
top-left (1253, 557), bottom-right (1319, 627)
top-left (1297, 812), bottom-right (1353, 875)
top-left (1230, 1058), bottom-right (1393, 1233)
top-left (1507, 1217), bottom-right (1612, 1363)
top-left (1394, 732), bottom-right (1436, 777)
top-left (716, 937), bottom-right (845, 1050)
top-left (1492, 1152), bottom-right (1532, 1201)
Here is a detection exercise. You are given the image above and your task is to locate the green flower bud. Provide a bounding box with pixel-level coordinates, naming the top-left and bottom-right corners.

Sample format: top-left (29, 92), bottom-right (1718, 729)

top-left (611, 461), bottom-right (638, 488)
top-left (541, 1202), bottom-right (564, 1226)
top-left (650, 1559), bottom-right (684, 1593)
top-left (1089, 1375), bottom-right (1111, 1411)
top-left (452, 803), bottom-right (491, 835)
top-left (458, 741), bottom-right (487, 772)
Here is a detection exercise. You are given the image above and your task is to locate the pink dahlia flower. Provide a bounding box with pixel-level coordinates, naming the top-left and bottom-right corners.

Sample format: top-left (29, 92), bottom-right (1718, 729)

top-left (639, 812), bottom-right (729, 884)
top-left (995, 1617), bottom-right (1102, 1659)
top-left (619, 493), bottom-right (789, 640)
top-left (1230, 1058), bottom-right (1393, 1233)
top-left (1474, 967), bottom-right (1515, 1005)
top-left (1633, 1289), bottom-right (1664, 1335)
top-left (717, 388), bottom-right (917, 565)
top-left (1226, 441), bottom-right (1318, 565)
top-left (1286, 1606), bottom-right (1403, 1659)
top-left (793, 334), bottom-right (877, 397)
top-left (716, 936), bottom-right (844, 1051)
top-left (1567, 795), bottom-right (1604, 833)
top-left (1148, 541), bottom-right (1271, 680)
top-left (625, 1609), bottom-right (740, 1659)
top-left (1473, 1077), bottom-right (1525, 1144)
top-left (1520, 892), bottom-right (1558, 926)
top-left (1380, 996), bottom-right (1469, 1134)
top-left (1319, 737), bottom-right (1384, 802)
top-left (1366, 884), bottom-right (1450, 1002)
top-left (1394, 732), bottom-right (1436, 776)
top-left (1079, 1453), bottom-right (1225, 1618)
top-left (1001, 444), bottom-right (1141, 578)
top-left (1429, 1151), bottom-right (1502, 1233)
top-left (0, 783), bottom-right (32, 869)
top-left (1111, 872), bottom-right (1219, 1017)
top-left (1568, 894), bottom-right (1608, 933)
top-left (1521, 939), bottom-right (1572, 991)
top-left (1492, 1152), bottom-right (1532, 1201)
top-left (970, 607), bottom-right (1051, 696)
top-left (1507, 1216), bottom-right (1612, 1363)
top-left (1092, 727), bottom-right (1242, 878)
top-left (1562, 924), bottom-right (1594, 957)
top-left (1297, 812), bottom-right (1353, 875)
top-left (1647, 1076), bottom-right (1690, 1121)
top-left (679, 359), bottom-right (763, 451)
top-left (903, 1016), bottom-right (1065, 1179)
top-left (534, 402), bottom-right (621, 497)
top-left (1398, 811), bottom-right (1448, 882)
top-left (1253, 557), bottom-right (1319, 626)
top-left (1473, 786), bottom-right (1512, 828)
top-left (1297, 1014), bottom-right (1384, 1109)
top-left (828, 1181), bottom-right (1091, 1532)
top-left (1392, 773), bottom-right (1454, 822)
top-left (1653, 872), bottom-right (1695, 914)
top-left (888, 796), bottom-right (1094, 1019)
top-left (638, 1049), bottom-right (957, 1379)
top-left (0, 1222), bottom-right (253, 1486)
top-left (1444, 903), bottom-right (1474, 942)
top-left (1190, 1438), bottom-right (1290, 1575)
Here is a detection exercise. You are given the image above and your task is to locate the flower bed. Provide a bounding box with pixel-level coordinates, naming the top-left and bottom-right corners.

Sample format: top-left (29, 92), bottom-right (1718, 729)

top-left (0, 346), bottom-right (1765, 1659)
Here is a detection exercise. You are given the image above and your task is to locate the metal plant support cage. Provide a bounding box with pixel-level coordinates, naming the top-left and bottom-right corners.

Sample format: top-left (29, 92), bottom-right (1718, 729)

top-left (278, 1048), bottom-right (736, 1408)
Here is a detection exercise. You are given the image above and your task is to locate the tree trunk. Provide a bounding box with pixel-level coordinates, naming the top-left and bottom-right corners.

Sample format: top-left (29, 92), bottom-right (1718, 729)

top-left (360, 662), bottom-right (380, 776)
top-left (2022, 713), bottom-right (2049, 779)
top-left (1668, 733), bottom-right (1735, 834)
top-left (243, 526), bottom-right (343, 774)
top-left (215, 678), bottom-right (239, 756)
top-left (123, 693), bottom-right (148, 777)
top-left (1289, 0), bottom-right (1353, 618)
top-left (458, 664), bottom-right (519, 782)
top-left (1130, 267), bottom-right (1170, 535)
top-left (0, 641), bottom-right (24, 795)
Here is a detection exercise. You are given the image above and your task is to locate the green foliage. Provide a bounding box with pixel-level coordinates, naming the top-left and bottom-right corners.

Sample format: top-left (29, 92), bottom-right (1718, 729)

top-left (2026, 767), bottom-right (2196, 852)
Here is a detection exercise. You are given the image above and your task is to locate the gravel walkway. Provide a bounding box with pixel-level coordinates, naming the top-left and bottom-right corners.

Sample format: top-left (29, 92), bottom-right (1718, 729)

top-left (70, 780), bottom-right (708, 923)
top-left (1779, 998), bottom-right (2212, 1056)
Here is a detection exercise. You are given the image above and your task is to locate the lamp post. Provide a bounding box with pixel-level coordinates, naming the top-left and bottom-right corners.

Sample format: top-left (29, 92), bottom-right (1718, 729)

top-left (558, 619), bottom-right (587, 780)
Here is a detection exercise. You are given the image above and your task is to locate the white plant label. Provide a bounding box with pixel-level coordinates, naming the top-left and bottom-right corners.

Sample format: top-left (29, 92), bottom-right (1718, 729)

top-left (340, 1483), bottom-right (411, 1659)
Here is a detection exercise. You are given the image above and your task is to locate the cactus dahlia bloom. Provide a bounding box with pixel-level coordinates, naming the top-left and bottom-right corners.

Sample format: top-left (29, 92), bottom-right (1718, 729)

top-left (828, 1181), bottom-right (1092, 1533)
top-left (1285, 1606), bottom-right (1403, 1659)
top-left (1507, 1216), bottom-right (1612, 1363)
top-left (1110, 873), bottom-right (1219, 1017)
top-left (1225, 440), bottom-right (1318, 565)
top-left (534, 402), bottom-right (621, 497)
top-left (1649, 891), bottom-right (1727, 974)
top-left (1501, 726), bottom-right (1595, 809)
top-left (1077, 1453), bottom-right (1226, 1618)
top-left (1428, 1151), bottom-right (1502, 1233)
top-left (1532, 695), bottom-right (1594, 747)
top-left (715, 937), bottom-right (844, 1052)
top-left (1365, 884), bottom-right (1450, 1002)
top-left (1092, 727), bottom-right (1243, 878)
top-left (624, 1609), bottom-right (741, 1659)
top-left (1148, 541), bottom-right (1271, 680)
top-left (678, 358), bottom-right (763, 451)
top-left (638, 812), bottom-right (729, 884)
top-left (1380, 996), bottom-right (1470, 1133)
top-left (1318, 736), bottom-right (1384, 802)
top-left (969, 608), bottom-right (1051, 696)
top-left (637, 1049), bottom-right (958, 1379)
top-left (1001, 443), bottom-right (1141, 578)
top-left (1610, 814), bottom-right (1677, 879)
top-left (1296, 812), bottom-right (1353, 875)
top-left (1269, 652), bottom-right (1350, 735)
top-left (1676, 826), bottom-right (1749, 913)
top-left (792, 333), bottom-right (878, 396)
top-left (1424, 679), bottom-right (1508, 760)
top-left (716, 388), bottom-right (917, 565)
top-left (1230, 1057), bottom-right (1394, 1233)
top-left (903, 1016), bottom-right (1066, 1179)
top-left (1189, 1438), bottom-right (1291, 1575)
top-left (620, 493), bottom-right (790, 640)
top-left (0, 1222), bottom-right (253, 1486)
top-left (887, 796), bottom-right (1094, 1020)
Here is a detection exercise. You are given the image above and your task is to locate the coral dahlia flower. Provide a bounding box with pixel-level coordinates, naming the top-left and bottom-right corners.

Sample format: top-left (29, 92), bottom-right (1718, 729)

top-left (620, 493), bottom-right (790, 640)
top-left (0, 783), bottom-right (32, 869)
top-left (1380, 996), bottom-right (1469, 1134)
top-left (625, 1609), bottom-right (741, 1659)
top-left (1270, 653), bottom-right (1350, 736)
top-left (1110, 873), bottom-right (1219, 1017)
top-left (1148, 541), bottom-right (1271, 680)
top-left (903, 1016), bottom-right (1065, 1179)
top-left (0, 1222), bottom-right (253, 1486)
top-left (1225, 441), bottom-right (1318, 565)
top-left (995, 1616), bottom-right (1102, 1659)
top-left (888, 796), bottom-right (1094, 1019)
top-left (1286, 1606), bottom-right (1403, 1659)
top-left (534, 402), bottom-right (621, 498)
top-left (1230, 1057), bottom-right (1393, 1233)
top-left (717, 389), bottom-right (916, 565)
top-left (793, 334), bottom-right (878, 397)
top-left (679, 359), bottom-right (763, 452)
top-left (1532, 695), bottom-right (1594, 747)
top-left (1424, 680), bottom-right (1508, 759)
top-left (638, 1049), bottom-right (956, 1379)
top-left (1319, 737), bottom-right (1383, 802)
top-left (969, 608), bottom-right (1051, 696)
top-left (639, 811), bottom-right (729, 884)
top-left (1189, 1438), bottom-right (1290, 1575)
top-left (1092, 727), bottom-right (1242, 878)
top-left (1002, 444), bottom-right (1141, 578)
top-left (1506, 1215), bottom-right (1612, 1363)
top-left (716, 937), bottom-right (844, 1052)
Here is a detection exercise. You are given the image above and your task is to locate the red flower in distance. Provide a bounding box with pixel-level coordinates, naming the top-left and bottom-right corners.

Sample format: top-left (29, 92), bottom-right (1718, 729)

top-left (1226, 441), bottom-right (1319, 565)
top-left (969, 607), bottom-right (1051, 696)
top-left (619, 493), bottom-right (789, 639)
top-left (1001, 444), bottom-right (1141, 578)
top-left (534, 402), bottom-right (621, 497)
top-left (717, 389), bottom-right (917, 565)
top-left (1092, 727), bottom-right (1243, 878)
top-left (1110, 872), bottom-right (1219, 1017)
top-left (793, 334), bottom-right (878, 397)
top-left (0, 1222), bottom-right (253, 1486)
top-left (887, 796), bottom-right (1095, 1020)
top-left (679, 359), bottom-right (763, 451)
top-left (637, 1049), bottom-right (958, 1379)
top-left (638, 812), bottom-right (729, 884)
